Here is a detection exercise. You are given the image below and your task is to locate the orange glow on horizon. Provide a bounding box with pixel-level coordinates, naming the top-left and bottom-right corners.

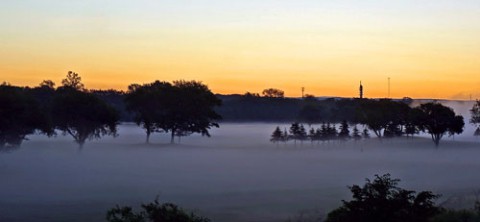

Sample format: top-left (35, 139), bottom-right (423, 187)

top-left (1, 1), bottom-right (479, 100)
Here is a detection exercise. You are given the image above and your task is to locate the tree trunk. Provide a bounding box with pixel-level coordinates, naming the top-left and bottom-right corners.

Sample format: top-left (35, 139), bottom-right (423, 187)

top-left (78, 140), bottom-right (85, 150)
top-left (146, 129), bottom-right (151, 144)
top-left (170, 130), bottom-right (175, 144)
top-left (432, 134), bottom-right (441, 147)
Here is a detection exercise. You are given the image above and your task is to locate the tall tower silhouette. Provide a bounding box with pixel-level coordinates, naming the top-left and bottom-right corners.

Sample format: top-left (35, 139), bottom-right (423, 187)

top-left (359, 81), bottom-right (363, 99)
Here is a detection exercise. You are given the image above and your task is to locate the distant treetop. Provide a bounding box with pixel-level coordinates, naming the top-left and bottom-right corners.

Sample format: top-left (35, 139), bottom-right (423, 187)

top-left (61, 71), bottom-right (84, 90)
top-left (262, 88), bottom-right (284, 98)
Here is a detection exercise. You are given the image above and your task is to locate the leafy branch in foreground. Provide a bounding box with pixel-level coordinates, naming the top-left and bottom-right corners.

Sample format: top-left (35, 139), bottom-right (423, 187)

top-left (325, 174), bottom-right (440, 222)
top-left (106, 198), bottom-right (210, 222)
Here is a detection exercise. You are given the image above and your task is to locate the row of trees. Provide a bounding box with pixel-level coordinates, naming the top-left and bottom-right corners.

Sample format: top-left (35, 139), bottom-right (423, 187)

top-left (0, 72), bottom-right (118, 149)
top-left (272, 101), bottom-right (466, 146)
top-left (271, 121), bottom-right (369, 145)
top-left (360, 100), bottom-right (465, 146)
top-left (0, 72), bottom-right (221, 149)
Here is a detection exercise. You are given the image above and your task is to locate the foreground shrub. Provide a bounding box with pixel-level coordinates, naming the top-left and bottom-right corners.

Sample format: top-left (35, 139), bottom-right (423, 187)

top-left (106, 198), bottom-right (210, 222)
top-left (325, 174), bottom-right (440, 222)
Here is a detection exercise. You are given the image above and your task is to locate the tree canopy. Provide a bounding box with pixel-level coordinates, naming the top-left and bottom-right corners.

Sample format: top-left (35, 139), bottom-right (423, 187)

top-left (262, 88), bottom-right (285, 98)
top-left (52, 79), bottom-right (118, 149)
top-left (0, 84), bottom-right (52, 148)
top-left (414, 102), bottom-right (464, 147)
top-left (61, 71), bottom-right (85, 90)
top-left (357, 99), bottom-right (409, 138)
top-left (125, 80), bottom-right (221, 144)
top-left (325, 174), bottom-right (440, 222)
top-left (471, 100), bottom-right (480, 135)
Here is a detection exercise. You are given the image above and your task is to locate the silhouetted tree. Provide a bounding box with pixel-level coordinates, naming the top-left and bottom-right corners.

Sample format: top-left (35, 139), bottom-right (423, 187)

top-left (414, 103), bottom-right (464, 147)
top-left (126, 80), bottom-right (221, 144)
top-left (314, 128), bottom-right (322, 144)
top-left (31, 80), bottom-right (57, 128)
top-left (283, 128), bottom-right (289, 144)
top-left (289, 122), bottom-right (301, 145)
top-left (325, 174), bottom-right (440, 222)
top-left (308, 127), bottom-right (316, 144)
top-left (384, 123), bottom-right (402, 138)
top-left (107, 198), bottom-right (210, 222)
top-left (39, 80), bottom-right (56, 89)
top-left (320, 123), bottom-right (328, 142)
top-left (125, 81), bottom-right (172, 143)
top-left (359, 99), bottom-right (410, 138)
top-left (404, 123), bottom-right (418, 138)
top-left (404, 106), bottom-right (422, 138)
top-left (338, 120), bottom-right (350, 140)
top-left (471, 100), bottom-right (480, 136)
top-left (262, 88), bottom-right (284, 98)
top-left (61, 71), bottom-right (84, 90)
top-left (243, 92), bottom-right (260, 97)
top-left (163, 80), bottom-right (221, 143)
top-left (352, 125), bottom-right (362, 141)
top-left (174, 129), bottom-right (192, 143)
top-left (0, 84), bottom-right (52, 148)
top-left (298, 124), bottom-right (307, 144)
top-left (270, 126), bottom-right (283, 144)
top-left (53, 79), bottom-right (118, 149)
top-left (362, 128), bottom-right (370, 139)
top-left (327, 123), bottom-right (337, 141)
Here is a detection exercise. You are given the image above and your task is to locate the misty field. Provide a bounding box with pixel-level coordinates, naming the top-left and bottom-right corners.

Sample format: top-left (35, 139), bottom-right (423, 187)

top-left (1, 120), bottom-right (480, 222)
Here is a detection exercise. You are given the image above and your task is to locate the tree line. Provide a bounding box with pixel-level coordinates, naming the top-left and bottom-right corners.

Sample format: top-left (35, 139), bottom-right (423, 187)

top-left (0, 72), bottom-right (221, 149)
top-left (271, 121), bottom-right (368, 145)
top-left (272, 98), bottom-right (472, 146)
top-left (2, 73), bottom-right (480, 148)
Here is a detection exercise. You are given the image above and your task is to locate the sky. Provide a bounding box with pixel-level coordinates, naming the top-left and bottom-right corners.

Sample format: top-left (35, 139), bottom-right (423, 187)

top-left (1, 0), bottom-right (479, 99)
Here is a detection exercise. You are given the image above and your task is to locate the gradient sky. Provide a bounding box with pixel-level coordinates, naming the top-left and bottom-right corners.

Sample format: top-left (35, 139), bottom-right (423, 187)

top-left (1, 0), bottom-right (479, 99)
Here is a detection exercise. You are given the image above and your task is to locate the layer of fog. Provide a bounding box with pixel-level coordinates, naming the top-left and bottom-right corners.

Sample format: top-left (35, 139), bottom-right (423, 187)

top-left (0, 100), bottom-right (479, 222)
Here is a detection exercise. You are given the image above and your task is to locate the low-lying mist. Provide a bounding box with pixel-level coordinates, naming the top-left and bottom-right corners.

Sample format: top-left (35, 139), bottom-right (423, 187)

top-left (1, 100), bottom-right (479, 222)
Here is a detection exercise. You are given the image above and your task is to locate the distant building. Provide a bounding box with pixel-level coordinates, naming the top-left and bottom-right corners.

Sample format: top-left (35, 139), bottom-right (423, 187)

top-left (359, 81), bottom-right (363, 99)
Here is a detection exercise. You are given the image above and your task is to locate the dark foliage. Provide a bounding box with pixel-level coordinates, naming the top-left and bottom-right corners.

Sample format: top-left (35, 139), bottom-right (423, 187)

top-left (61, 71), bottom-right (85, 90)
top-left (271, 126), bottom-right (284, 144)
top-left (338, 120), bottom-right (350, 140)
top-left (352, 125), bottom-right (362, 141)
top-left (52, 87), bottom-right (118, 149)
top-left (0, 84), bottom-right (52, 148)
top-left (357, 99), bottom-right (409, 138)
top-left (325, 174), bottom-right (440, 222)
top-left (414, 102), bottom-right (464, 147)
top-left (125, 81), bottom-right (172, 143)
top-left (125, 80), bottom-right (221, 144)
top-left (471, 100), bottom-right (480, 136)
top-left (262, 88), bottom-right (285, 98)
top-left (106, 198), bottom-right (210, 222)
